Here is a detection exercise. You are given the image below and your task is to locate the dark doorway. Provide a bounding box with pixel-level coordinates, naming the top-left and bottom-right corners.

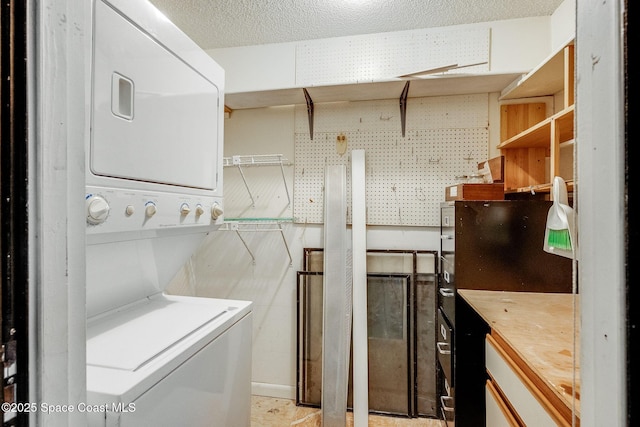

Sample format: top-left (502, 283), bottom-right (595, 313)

top-left (1, 1), bottom-right (30, 426)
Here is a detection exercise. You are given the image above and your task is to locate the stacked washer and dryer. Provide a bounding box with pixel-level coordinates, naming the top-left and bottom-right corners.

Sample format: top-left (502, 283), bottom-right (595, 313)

top-left (84, 1), bottom-right (252, 425)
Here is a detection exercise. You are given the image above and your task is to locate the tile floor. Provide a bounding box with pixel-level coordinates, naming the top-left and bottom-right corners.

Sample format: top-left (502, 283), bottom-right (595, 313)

top-left (251, 396), bottom-right (445, 427)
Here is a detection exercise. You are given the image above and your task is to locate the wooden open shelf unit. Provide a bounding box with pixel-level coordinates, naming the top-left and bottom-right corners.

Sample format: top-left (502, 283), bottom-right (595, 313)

top-left (498, 40), bottom-right (575, 196)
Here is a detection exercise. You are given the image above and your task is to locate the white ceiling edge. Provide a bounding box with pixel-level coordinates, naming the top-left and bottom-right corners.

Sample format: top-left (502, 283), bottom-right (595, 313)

top-left (148, 0), bottom-right (566, 51)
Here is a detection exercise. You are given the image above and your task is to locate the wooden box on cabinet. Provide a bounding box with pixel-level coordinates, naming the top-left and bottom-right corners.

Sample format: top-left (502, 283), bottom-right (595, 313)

top-left (445, 183), bottom-right (505, 201)
top-left (478, 155), bottom-right (505, 183)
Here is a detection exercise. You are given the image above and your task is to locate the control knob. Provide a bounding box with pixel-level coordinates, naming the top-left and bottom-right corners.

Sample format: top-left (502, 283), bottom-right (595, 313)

top-left (195, 204), bottom-right (205, 216)
top-left (180, 203), bottom-right (191, 215)
top-left (145, 201), bottom-right (157, 218)
top-left (211, 202), bottom-right (223, 220)
top-left (86, 195), bottom-right (110, 225)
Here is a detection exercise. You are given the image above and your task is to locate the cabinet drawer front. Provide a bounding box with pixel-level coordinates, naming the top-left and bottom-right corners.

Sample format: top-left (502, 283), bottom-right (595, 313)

top-left (441, 206), bottom-right (455, 228)
top-left (440, 256), bottom-right (455, 281)
top-left (486, 380), bottom-right (522, 427)
top-left (440, 205), bottom-right (455, 253)
top-left (437, 308), bottom-right (453, 383)
top-left (485, 335), bottom-right (558, 427)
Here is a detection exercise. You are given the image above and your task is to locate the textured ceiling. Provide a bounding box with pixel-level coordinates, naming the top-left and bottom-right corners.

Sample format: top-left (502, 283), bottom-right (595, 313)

top-left (148, 0), bottom-right (566, 50)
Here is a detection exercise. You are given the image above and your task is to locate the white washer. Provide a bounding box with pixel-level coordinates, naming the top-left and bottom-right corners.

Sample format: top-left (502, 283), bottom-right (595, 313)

top-left (86, 1), bottom-right (251, 425)
top-left (86, 294), bottom-right (251, 427)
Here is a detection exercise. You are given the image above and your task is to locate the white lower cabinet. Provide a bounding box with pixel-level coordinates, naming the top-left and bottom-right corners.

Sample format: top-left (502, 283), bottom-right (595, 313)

top-left (486, 379), bottom-right (522, 426)
top-left (485, 334), bottom-right (570, 427)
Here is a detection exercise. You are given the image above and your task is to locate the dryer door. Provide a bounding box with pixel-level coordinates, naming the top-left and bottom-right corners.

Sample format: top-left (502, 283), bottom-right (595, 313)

top-left (91, 0), bottom-right (221, 191)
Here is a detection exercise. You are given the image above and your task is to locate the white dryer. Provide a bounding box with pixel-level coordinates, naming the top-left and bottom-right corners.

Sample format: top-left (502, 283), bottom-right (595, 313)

top-left (85, 1), bottom-right (251, 425)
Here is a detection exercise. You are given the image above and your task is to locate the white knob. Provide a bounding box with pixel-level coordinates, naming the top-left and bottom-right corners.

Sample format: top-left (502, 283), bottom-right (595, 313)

top-left (180, 203), bottom-right (191, 215)
top-left (145, 202), bottom-right (157, 218)
top-left (125, 205), bottom-right (135, 216)
top-left (195, 204), bottom-right (205, 216)
top-left (86, 195), bottom-right (110, 225)
top-left (211, 203), bottom-right (223, 220)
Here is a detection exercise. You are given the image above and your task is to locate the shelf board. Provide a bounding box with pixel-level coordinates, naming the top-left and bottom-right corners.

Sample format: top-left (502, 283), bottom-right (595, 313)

top-left (559, 139), bottom-right (575, 149)
top-left (224, 72), bottom-right (525, 110)
top-left (223, 154), bottom-right (292, 167)
top-left (223, 217), bottom-right (293, 224)
top-left (554, 104), bottom-right (575, 143)
top-left (498, 115), bottom-right (553, 148)
top-left (500, 38), bottom-right (575, 100)
top-left (504, 179), bottom-right (574, 195)
top-left (497, 105), bottom-right (574, 150)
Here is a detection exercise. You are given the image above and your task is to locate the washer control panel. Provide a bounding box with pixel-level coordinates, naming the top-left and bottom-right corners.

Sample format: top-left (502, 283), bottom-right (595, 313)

top-left (85, 186), bottom-right (223, 234)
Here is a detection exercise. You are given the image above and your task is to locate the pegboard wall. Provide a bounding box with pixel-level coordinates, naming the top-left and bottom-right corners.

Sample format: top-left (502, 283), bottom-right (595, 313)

top-left (295, 27), bottom-right (490, 86)
top-left (293, 94), bottom-right (489, 226)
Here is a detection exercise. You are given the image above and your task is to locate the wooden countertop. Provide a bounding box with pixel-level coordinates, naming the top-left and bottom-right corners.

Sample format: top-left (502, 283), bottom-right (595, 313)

top-left (458, 289), bottom-right (580, 418)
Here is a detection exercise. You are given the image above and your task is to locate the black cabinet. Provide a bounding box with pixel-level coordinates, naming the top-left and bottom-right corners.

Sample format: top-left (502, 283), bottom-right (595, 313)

top-left (441, 200), bottom-right (572, 294)
top-left (438, 202), bottom-right (488, 427)
top-left (436, 200), bottom-right (573, 427)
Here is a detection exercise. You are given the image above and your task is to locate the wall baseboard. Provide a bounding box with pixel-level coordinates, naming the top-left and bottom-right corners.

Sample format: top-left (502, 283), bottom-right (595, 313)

top-left (251, 382), bottom-right (296, 399)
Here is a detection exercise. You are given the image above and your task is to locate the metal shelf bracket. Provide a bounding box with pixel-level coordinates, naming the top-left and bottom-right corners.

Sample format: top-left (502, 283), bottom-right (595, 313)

top-left (399, 81), bottom-right (410, 137)
top-left (303, 88), bottom-right (314, 140)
